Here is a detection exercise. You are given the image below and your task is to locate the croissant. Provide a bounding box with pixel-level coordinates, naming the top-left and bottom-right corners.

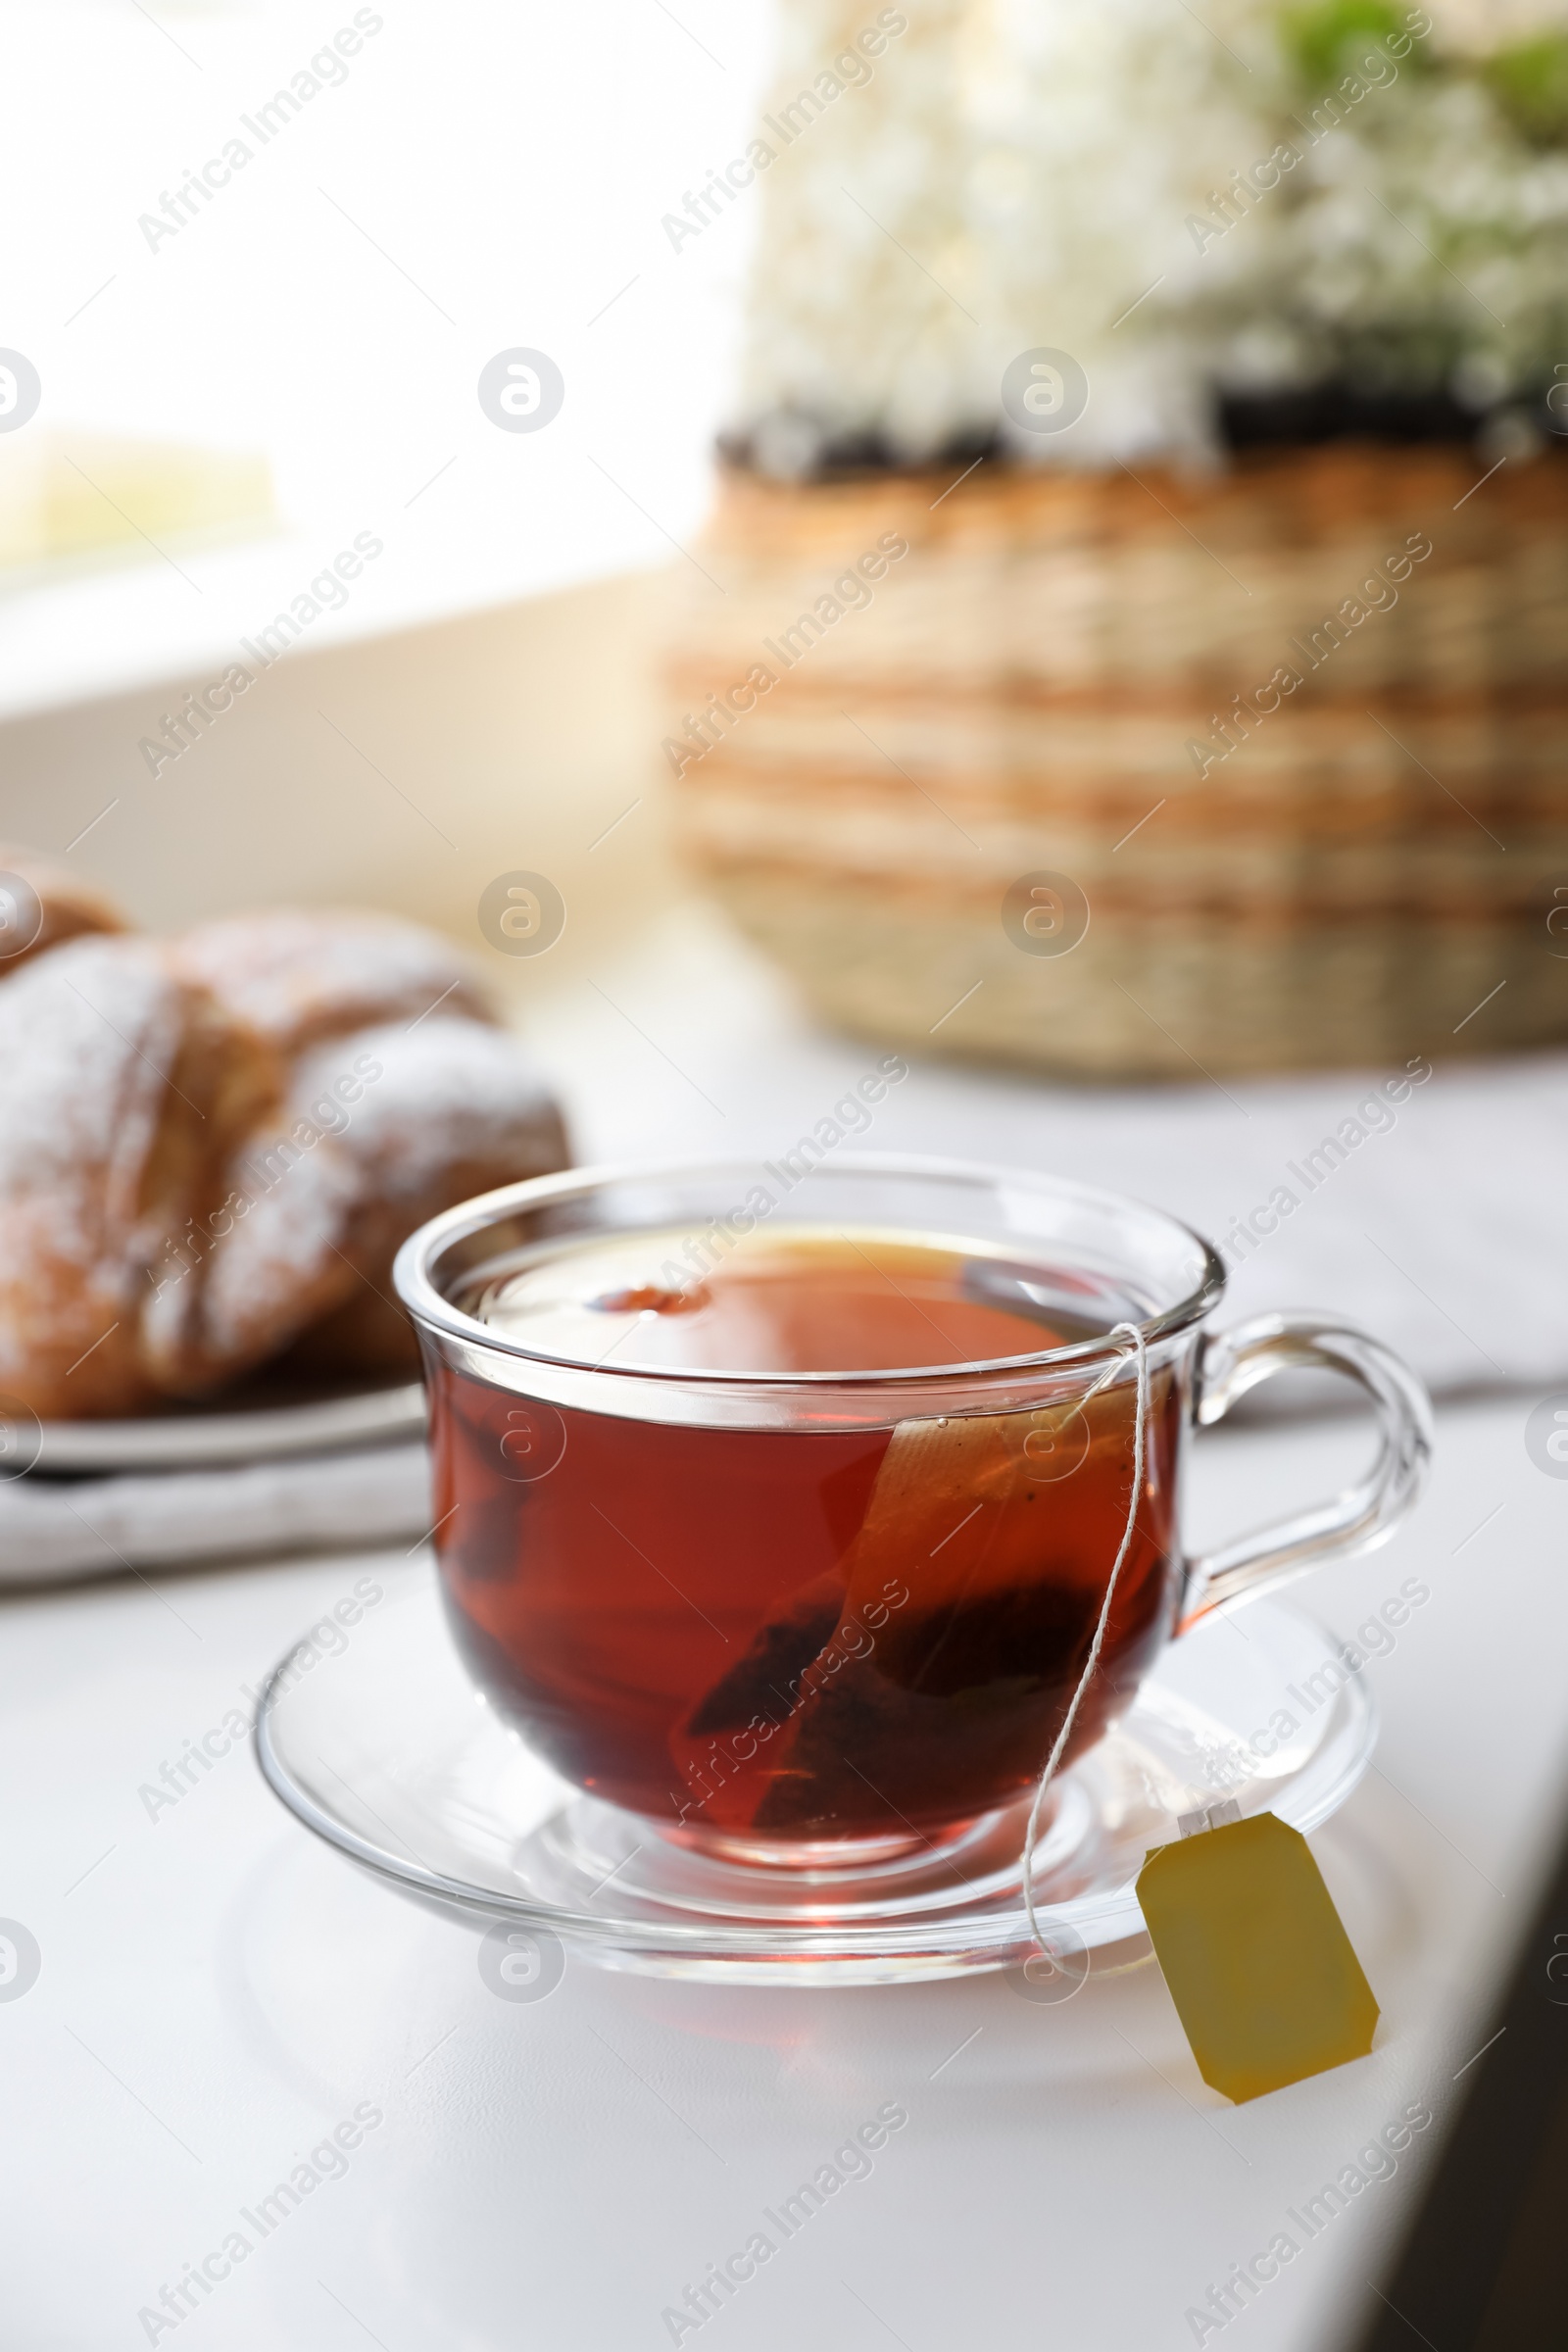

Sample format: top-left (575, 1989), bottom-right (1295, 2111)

top-left (0, 937), bottom-right (280, 1418)
top-left (171, 906), bottom-right (491, 1054)
top-left (0, 904), bottom-right (569, 1418)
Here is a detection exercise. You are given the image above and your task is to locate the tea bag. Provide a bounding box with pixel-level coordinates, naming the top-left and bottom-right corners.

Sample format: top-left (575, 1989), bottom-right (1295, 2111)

top-left (673, 1393), bottom-right (1120, 1835)
top-left (840, 1410), bottom-right (1027, 1613)
top-left (682, 1570), bottom-right (845, 1738)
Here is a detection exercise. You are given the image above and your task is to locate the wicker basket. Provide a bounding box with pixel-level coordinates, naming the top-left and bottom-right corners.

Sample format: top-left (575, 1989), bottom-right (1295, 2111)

top-left (665, 448), bottom-right (1568, 1077)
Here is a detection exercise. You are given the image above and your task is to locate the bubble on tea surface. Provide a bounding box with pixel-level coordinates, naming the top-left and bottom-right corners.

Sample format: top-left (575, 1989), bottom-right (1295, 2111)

top-left (477, 1920), bottom-right (564, 2002)
top-left (1006, 1920), bottom-right (1090, 2004)
top-left (587, 1281), bottom-right (707, 1318)
top-left (495, 1399), bottom-right (567, 1484)
top-left (0, 1920), bottom-right (41, 2001)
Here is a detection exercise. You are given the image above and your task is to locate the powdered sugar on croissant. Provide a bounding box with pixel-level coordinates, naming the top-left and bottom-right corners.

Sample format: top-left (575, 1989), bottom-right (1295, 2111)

top-left (200, 1017), bottom-right (569, 1380)
top-left (294, 1017), bottom-right (566, 1209)
top-left (0, 938), bottom-right (279, 1417)
top-left (172, 907), bottom-right (493, 1054)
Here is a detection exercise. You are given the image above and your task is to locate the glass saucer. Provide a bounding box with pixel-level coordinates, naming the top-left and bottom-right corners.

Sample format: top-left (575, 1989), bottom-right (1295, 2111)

top-left (255, 1584), bottom-right (1374, 1984)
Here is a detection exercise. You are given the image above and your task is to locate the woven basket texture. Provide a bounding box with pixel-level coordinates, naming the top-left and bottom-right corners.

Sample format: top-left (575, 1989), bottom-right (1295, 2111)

top-left (666, 451), bottom-right (1568, 1076)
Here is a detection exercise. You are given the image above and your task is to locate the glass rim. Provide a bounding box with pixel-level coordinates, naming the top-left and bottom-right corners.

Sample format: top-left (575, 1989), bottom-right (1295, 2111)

top-left (391, 1151), bottom-right (1228, 1390)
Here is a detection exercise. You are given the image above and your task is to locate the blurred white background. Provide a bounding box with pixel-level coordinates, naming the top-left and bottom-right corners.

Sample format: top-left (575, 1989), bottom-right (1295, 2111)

top-left (0, 0), bottom-right (775, 701)
top-left (0, 0), bottom-right (798, 1018)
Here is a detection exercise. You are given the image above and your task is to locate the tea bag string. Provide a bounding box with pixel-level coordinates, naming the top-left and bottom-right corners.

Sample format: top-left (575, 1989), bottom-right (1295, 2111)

top-left (1022, 1320), bottom-right (1149, 1953)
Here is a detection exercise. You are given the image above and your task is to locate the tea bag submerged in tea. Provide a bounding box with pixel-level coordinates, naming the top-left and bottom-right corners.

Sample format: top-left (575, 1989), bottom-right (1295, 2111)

top-left (672, 1384), bottom-right (1158, 1836)
top-left (682, 1570), bottom-right (846, 1738)
top-left (756, 1408), bottom-right (1100, 1830)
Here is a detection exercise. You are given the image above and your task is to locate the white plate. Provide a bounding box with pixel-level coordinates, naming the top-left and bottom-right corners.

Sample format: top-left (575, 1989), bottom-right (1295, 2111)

top-left (32, 1379), bottom-right (425, 1472)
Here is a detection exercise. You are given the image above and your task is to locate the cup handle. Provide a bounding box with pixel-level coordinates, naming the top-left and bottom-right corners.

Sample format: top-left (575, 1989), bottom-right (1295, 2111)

top-left (1178, 1312), bottom-right (1434, 1634)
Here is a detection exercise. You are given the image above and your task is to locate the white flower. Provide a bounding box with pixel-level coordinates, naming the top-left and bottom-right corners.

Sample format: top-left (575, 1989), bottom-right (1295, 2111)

top-left (733, 0), bottom-right (1568, 464)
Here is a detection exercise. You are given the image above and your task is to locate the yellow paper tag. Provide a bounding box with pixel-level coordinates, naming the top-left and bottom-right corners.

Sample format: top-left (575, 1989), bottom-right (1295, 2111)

top-left (1136, 1812), bottom-right (1379, 2104)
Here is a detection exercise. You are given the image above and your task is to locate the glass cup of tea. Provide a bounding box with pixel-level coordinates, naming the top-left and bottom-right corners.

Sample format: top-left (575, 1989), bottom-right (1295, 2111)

top-left (393, 1154), bottom-right (1431, 1879)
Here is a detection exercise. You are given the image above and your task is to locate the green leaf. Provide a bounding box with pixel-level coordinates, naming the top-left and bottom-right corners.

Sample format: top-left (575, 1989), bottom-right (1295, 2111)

top-left (1282, 0), bottom-right (1409, 90)
top-left (1483, 34), bottom-right (1568, 148)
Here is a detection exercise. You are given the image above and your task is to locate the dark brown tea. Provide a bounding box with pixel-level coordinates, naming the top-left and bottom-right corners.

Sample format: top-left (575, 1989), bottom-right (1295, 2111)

top-left (423, 1226), bottom-right (1181, 1852)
